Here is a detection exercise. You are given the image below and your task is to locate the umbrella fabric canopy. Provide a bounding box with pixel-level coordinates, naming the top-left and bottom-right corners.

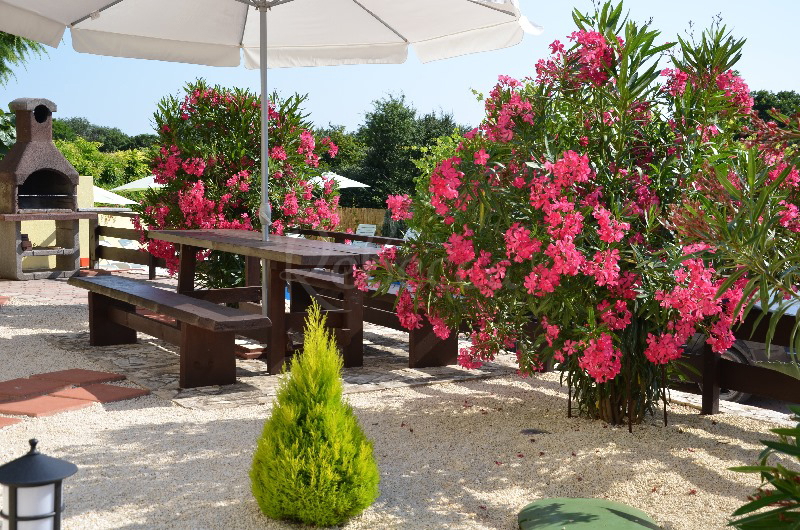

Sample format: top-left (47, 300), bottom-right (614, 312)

top-left (93, 185), bottom-right (138, 205)
top-left (0, 0), bottom-right (539, 316)
top-left (111, 175), bottom-right (163, 192)
top-left (312, 172), bottom-right (370, 189)
top-left (0, 1), bottom-right (539, 68)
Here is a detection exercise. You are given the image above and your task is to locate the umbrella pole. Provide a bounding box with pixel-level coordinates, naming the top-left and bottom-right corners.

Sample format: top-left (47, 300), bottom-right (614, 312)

top-left (258, 3), bottom-right (271, 317)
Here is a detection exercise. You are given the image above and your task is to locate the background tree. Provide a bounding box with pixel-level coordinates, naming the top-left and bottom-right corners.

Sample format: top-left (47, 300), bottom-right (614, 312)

top-left (0, 31), bottom-right (44, 87)
top-left (751, 89), bottom-right (800, 122)
top-left (54, 116), bottom-right (158, 151)
top-left (0, 31), bottom-right (45, 155)
top-left (342, 94), bottom-right (466, 208)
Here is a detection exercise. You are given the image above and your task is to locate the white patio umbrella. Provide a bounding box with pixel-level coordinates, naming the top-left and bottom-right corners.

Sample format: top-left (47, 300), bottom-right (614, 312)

top-left (311, 172), bottom-right (370, 189)
top-left (110, 175), bottom-right (163, 192)
top-left (93, 185), bottom-right (138, 205)
top-left (0, 0), bottom-right (541, 315)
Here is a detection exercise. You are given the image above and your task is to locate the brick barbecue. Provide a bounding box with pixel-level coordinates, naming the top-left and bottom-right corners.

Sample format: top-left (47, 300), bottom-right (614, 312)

top-left (0, 98), bottom-right (96, 280)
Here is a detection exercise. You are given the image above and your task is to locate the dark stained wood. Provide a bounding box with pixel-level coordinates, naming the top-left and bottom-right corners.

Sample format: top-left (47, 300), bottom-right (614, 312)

top-left (341, 272), bottom-right (364, 368)
top-left (718, 357), bottom-right (800, 402)
top-left (88, 292), bottom-right (137, 346)
top-left (89, 217), bottom-right (99, 268)
top-left (701, 344), bottom-right (720, 415)
top-left (95, 246), bottom-right (155, 266)
top-left (265, 261), bottom-right (288, 374)
top-left (180, 325), bottom-right (237, 388)
top-left (285, 309), bottom-right (347, 330)
top-left (177, 243), bottom-right (198, 294)
top-left (363, 306), bottom-right (401, 329)
top-left (108, 306), bottom-right (182, 345)
top-left (681, 347), bottom-right (800, 405)
top-left (410, 324), bottom-right (459, 368)
top-left (244, 256), bottom-right (260, 286)
top-left (734, 307), bottom-right (799, 348)
top-left (72, 275), bottom-right (269, 389)
top-left (186, 287), bottom-right (262, 304)
top-left (285, 228), bottom-right (404, 247)
top-left (150, 229), bottom-right (378, 268)
top-left (69, 275), bottom-right (271, 332)
top-left (289, 280), bottom-right (313, 313)
top-left (284, 268), bottom-right (350, 291)
top-left (96, 225), bottom-right (139, 239)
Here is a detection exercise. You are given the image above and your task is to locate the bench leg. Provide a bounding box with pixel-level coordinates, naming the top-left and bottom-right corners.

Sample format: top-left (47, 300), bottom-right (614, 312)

top-left (700, 342), bottom-right (720, 415)
top-left (340, 274), bottom-right (364, 368)
top-left (179, 325), bottom-right (237, 388)
top-left (409, 323), bottom-right (459, 368)
top-left (265, 261), bottom-right (288, 375)
top-left (88, 292), bottom-right (137, 346)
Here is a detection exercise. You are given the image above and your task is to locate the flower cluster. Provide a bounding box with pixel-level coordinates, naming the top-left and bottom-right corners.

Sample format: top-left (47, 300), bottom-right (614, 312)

top-left (135, 81), bottom-right (340, 281)
top-left (358, 2), bottom-right (762, 424)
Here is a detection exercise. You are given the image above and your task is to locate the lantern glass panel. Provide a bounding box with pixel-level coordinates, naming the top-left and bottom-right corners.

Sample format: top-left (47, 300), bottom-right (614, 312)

top-left (17, 483), bottom-right (55, 517)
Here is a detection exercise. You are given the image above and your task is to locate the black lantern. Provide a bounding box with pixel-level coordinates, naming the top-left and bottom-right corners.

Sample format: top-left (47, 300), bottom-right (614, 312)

top-left (0, 439), bottom-right (77, 530)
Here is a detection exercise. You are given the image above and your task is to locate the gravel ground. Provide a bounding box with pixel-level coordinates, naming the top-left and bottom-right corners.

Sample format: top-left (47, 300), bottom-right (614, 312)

top-left (1, 288), bottom-right (796, 529)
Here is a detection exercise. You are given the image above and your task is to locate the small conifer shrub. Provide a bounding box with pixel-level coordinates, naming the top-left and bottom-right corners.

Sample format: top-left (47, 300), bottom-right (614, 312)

top-left (250, 301), bottom-right (380, 526)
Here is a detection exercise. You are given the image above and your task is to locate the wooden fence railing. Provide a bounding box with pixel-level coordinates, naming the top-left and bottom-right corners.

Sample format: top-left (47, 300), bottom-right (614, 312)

top-left (86, 209), bottom-right (166, 280)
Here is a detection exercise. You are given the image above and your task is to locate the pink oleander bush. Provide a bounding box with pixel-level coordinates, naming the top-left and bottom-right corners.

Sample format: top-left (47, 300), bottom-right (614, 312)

top-left (134, 79), bottom-right (340, 287)
top-left (364, 2), bottom-right (768, 424)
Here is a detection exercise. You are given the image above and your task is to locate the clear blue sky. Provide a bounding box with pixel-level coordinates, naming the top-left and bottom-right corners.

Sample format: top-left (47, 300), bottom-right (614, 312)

top-left (2, 0), bottom-right (798, 136)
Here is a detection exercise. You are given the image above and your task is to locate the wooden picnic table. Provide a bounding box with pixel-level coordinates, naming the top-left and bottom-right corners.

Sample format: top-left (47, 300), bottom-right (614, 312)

top-left (148, 229), bottom-right (379, 374)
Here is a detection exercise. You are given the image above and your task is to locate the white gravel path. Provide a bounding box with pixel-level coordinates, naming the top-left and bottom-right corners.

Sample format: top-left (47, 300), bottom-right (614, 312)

top-left (0, 286), bottom-right (795, 529)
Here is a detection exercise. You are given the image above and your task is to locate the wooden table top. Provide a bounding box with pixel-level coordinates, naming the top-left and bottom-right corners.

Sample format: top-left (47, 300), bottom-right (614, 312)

top-left (149, 229), bottom-right (379, 267)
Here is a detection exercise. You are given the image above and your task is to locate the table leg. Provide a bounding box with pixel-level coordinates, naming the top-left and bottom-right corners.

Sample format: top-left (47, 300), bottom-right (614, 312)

top-left (341, 271), bottom-right (364, 367)
top-left (244, 256), bottom-right (260, 287)
top-left (177, 244), bottom-right (198, 294)
top-left (265, 260), bottom-right (287, 374)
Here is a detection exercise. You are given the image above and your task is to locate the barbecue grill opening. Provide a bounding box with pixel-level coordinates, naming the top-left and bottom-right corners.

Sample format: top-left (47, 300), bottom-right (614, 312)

top-left (17, 169), bottom-right (75, 211)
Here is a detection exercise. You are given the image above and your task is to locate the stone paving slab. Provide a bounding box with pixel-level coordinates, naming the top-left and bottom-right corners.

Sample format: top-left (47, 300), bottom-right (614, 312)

top-left (0, 395), bottom-right (95, 417)
top-left (0, 417), bottom-right (22, 428)
top-left (52, 383), bottom-right (150, 403)
top-left (30, 368), bottom-right (126, 386)
top-left (0, 377), bottom-right (72, 400)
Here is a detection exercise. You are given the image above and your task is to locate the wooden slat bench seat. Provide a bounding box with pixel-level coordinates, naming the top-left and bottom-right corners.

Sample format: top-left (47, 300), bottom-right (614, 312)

top-left (283, 229), bottom-right (458, 368)
top-left (68, 275), bottom-right (271, 388)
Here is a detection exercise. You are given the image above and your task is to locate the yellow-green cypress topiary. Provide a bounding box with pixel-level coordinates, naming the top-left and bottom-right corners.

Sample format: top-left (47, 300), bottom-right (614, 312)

top-left (250, 301), bottom-right (380, 526)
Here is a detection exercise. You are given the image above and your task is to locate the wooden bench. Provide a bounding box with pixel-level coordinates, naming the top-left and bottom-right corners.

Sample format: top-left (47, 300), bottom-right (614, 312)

top-left (284, 229), bottom-right (458, 368)
top-left (68, 275), bottom-right (271, 388)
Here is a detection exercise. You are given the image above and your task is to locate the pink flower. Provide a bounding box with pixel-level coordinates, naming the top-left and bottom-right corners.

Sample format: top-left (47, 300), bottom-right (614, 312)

top-left (269, 146), bottom-right (287, 161)
top-left (643, 333), bottom-right (683, 364)
top-left (386, 194), bottom-right (414, 221)
top-left (593, 206), bottom-right (630, 243)
top-left (474, 149), bottom-right (490, 166)
top-left (504, 223), bottom-right (541, 262)
top-left (396, 290), bottom-right (423, 330)
top-left (578, 333), bottom-right (622, 382)
top-left (444, 232), bottom-right (475, 265)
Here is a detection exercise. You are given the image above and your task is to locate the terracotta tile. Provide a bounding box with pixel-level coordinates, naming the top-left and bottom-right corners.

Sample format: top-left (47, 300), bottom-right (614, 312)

top-left (51, 384), bottom-right (149, 403)
top-left (0, 296), bottom-right (10, 306)
top-left (0, 396), bottom-right (94, 417)
top-left (77, 269), bottom-right (112, 277)
top-left (31, 369), bottom-right (126, 386)
top-left (136, 308), bottom-right (176, 325)
top-left (0, 378), bottom-right (71, 400)
top-left (0, 417), bottom-right (22, 428)
top-left (235, 345), bottom-right (265, 359)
